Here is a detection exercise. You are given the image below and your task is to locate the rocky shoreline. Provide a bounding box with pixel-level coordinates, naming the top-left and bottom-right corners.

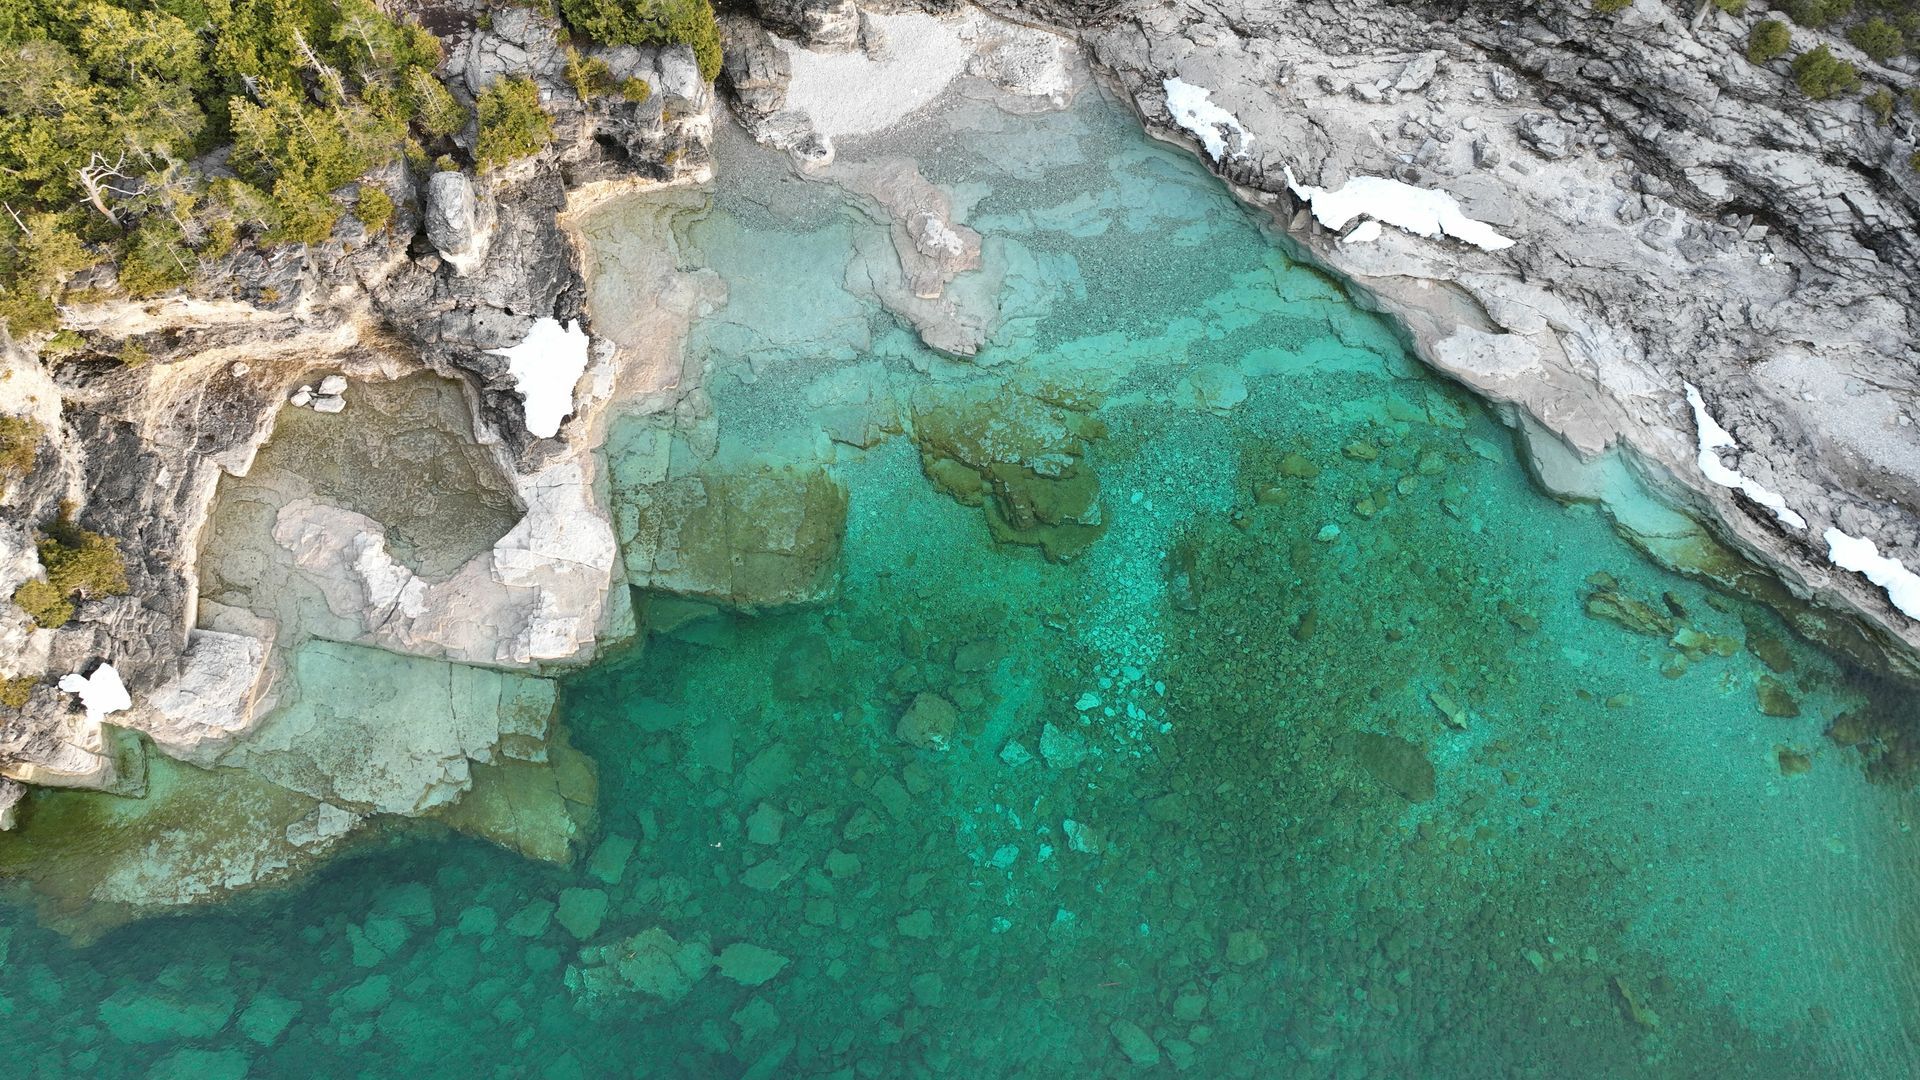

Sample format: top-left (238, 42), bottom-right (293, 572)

top-left (2, 0), bottom-right (1918, 914)
top-left (1042, 0), bottom-right (1920, 673)
top-left (0, 1), bottom-right (715, 843)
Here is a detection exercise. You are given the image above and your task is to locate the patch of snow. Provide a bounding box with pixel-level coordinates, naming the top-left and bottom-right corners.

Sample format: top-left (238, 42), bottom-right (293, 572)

top-left (1343, 220), bottom-right (1384, 245)
top-left (58, 663), bottom-right (131, 724)
top-left (1825, 528), bottom-right (1920, 619)
top-left (1283, 166), bottom-right (1516, 252)
top-left (487, 318), bottom-right (590, 439)
top-left (1163, 78), bottom-right (1252, 162)
top-left (778, 13), bottom-right (973, 138)
top-left (1682, 383), bottom-right (1807, 530)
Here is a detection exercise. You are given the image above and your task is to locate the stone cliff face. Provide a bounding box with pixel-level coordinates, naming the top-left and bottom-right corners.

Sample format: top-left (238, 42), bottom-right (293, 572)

top-left (924, 0), bottom-right (1920, 673)
top-left (0, 0), bottom-right (714, 822)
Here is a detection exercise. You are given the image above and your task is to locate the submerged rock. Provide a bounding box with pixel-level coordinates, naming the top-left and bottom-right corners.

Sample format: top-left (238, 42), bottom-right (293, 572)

top-left (716, 942), bottom-right (791, 986)
top-left (1039, 722), bottom-right (1089, 769)
top-left (98, 985), bottom-right (238, 1043)
top-left (615, 466), bottom-right (849, 609)
top-left (1339, 730), bottom-right (1437, 803)
top-left (218, 640), bottom-right (559, 817)
top-left (895, 692), bottom-right (959, 751)
top-left (570, 927), bottom-right (715, 1005)
top-left (1756, 676), bottom-right (1802, 719)
top-left (1110, 1018), bottom-right (1161, 1067)
top-left (909, 383), bottom-right (1107, 562)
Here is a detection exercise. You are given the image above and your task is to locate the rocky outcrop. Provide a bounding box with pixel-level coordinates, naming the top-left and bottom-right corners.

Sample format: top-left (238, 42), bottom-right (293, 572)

top-left (424, 172), bottom-right (497, 276)
top-left (0, 0), bottom-right (715, 848)
top-left (742, 0), bottom-right (863, 50)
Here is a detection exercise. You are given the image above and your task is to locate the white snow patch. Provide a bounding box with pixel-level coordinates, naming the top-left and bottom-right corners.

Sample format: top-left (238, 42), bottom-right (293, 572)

top-left (487, 318), bottom-right (590, 439)
top-left (1682, 383), bottom-right (1807, 530)
top-left (1283, 166), bottom-right (1516, 252)
top-left (1343, 220), bottom-right (1384, 245)
top-left (1163, 78), bottom-right (1252, 162)
top-left (778, 13), bottom-right (973, 138)
top-left (1825, 528), bottom-right (1920, 619)
top-left (58, 663), bottom-right (132, 724)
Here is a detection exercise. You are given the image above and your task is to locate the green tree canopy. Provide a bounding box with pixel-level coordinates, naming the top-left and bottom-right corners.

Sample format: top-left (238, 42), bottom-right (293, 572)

top-left (559, 0), bottom-right (723, 81)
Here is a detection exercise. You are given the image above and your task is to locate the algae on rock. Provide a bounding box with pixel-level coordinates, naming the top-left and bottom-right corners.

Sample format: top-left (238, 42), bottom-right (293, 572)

top-left (908, 382), bottom-right (1107, 562)
top-left (611, 460), bottom-right (849, 609)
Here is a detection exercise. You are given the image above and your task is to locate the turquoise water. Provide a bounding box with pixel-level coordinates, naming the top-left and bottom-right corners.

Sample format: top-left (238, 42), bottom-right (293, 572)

top-left (5, 83), bottom-right (1920, 1078)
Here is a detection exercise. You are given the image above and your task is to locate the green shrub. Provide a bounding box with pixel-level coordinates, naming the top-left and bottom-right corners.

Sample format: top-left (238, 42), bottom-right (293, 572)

top-left (1592, 0), bottom-right (1633, 12)
top-left (0, 676), bottom-right (33, 710)
top-left (116, 223), bottom-right (194, 297)
top-left (559, 0), bottom-right (723, 81)
top-left (1793, 44), bottom-right (1861, 99)
top-left (475, 77), bottom-right (554, 171)
top-left (0, 415), bottom-right (41, 485)
top-left (1714, 0), bottom-right (1747, 12)
top-left (411, 68), bottom-right (470, 138)
top-left (0, 212), bottom-right (95, 335)
top-left (565, 49), bottom-right (616, 99)
top-left (1848, 18), bottom-right (1906, 62)
top-left (621, 77), bottom-right (653, 103)
top-left (266, 181), bottom-right (342, 246)
top-left (357, 187), bottom-right (395, 232)
top-left (1749, 20), bottom-right (1792, 63)
top-left (41, 330), bottom-right (85, 357)
top-left (11, 579), bottom-right (74, 629)
top-left (1866, 86), bottom-right (1897, 124)
top-left (15, 520), bottom-right (131, 627)
top-left (1785, 0), bottom-right (1853, 27)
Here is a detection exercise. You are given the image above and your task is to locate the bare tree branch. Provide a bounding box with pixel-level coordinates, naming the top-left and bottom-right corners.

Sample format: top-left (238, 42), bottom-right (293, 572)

top-left (292, 29), bottom-right (349, 103)
top-left (76, 152), bottom-right (129, 224)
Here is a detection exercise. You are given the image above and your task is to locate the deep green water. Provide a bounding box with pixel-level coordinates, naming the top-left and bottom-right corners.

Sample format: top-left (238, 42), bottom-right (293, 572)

top-left (5, 83), bottom-right (1920, 1078)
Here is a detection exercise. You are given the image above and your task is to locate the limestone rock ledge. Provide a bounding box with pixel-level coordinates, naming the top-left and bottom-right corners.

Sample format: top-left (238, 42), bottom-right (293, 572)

top-left (0, 0), bottom-right (710, 922)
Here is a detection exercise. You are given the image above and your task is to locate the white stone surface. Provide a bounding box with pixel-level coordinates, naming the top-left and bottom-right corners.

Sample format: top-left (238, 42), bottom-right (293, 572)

top-left (136, 629), bottom-right (273, 766)
top-left (777, 13), bottom-right (972, 137)
top-left (1284, 166), bottom-right (1515, 252)
top-left (488, 317), bottom-right (590, 439)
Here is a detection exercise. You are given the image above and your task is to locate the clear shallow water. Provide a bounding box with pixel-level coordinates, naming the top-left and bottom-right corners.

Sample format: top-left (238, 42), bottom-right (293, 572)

top-left (5, 83), bottom-right (1920, 1078)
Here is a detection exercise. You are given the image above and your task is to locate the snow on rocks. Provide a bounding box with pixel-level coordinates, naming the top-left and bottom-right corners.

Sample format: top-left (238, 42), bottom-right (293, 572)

top-left (58, 663), bottom-right (131, 724)
top-left (1682, 383), bottom-right (1807, 530)
top-left (1163, 78), bottom-right (1253, 162)
top-left (1283, 166), bottom-right (1515, 252)
top-left (486, 318), bottom-right (590, 439)
top-left (1825, 528), bottom-right (1920, 619)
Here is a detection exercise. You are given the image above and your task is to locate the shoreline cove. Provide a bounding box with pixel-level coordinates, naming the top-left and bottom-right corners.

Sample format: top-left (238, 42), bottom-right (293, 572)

top-left (2, 6), bottom-right (1919, 1078)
